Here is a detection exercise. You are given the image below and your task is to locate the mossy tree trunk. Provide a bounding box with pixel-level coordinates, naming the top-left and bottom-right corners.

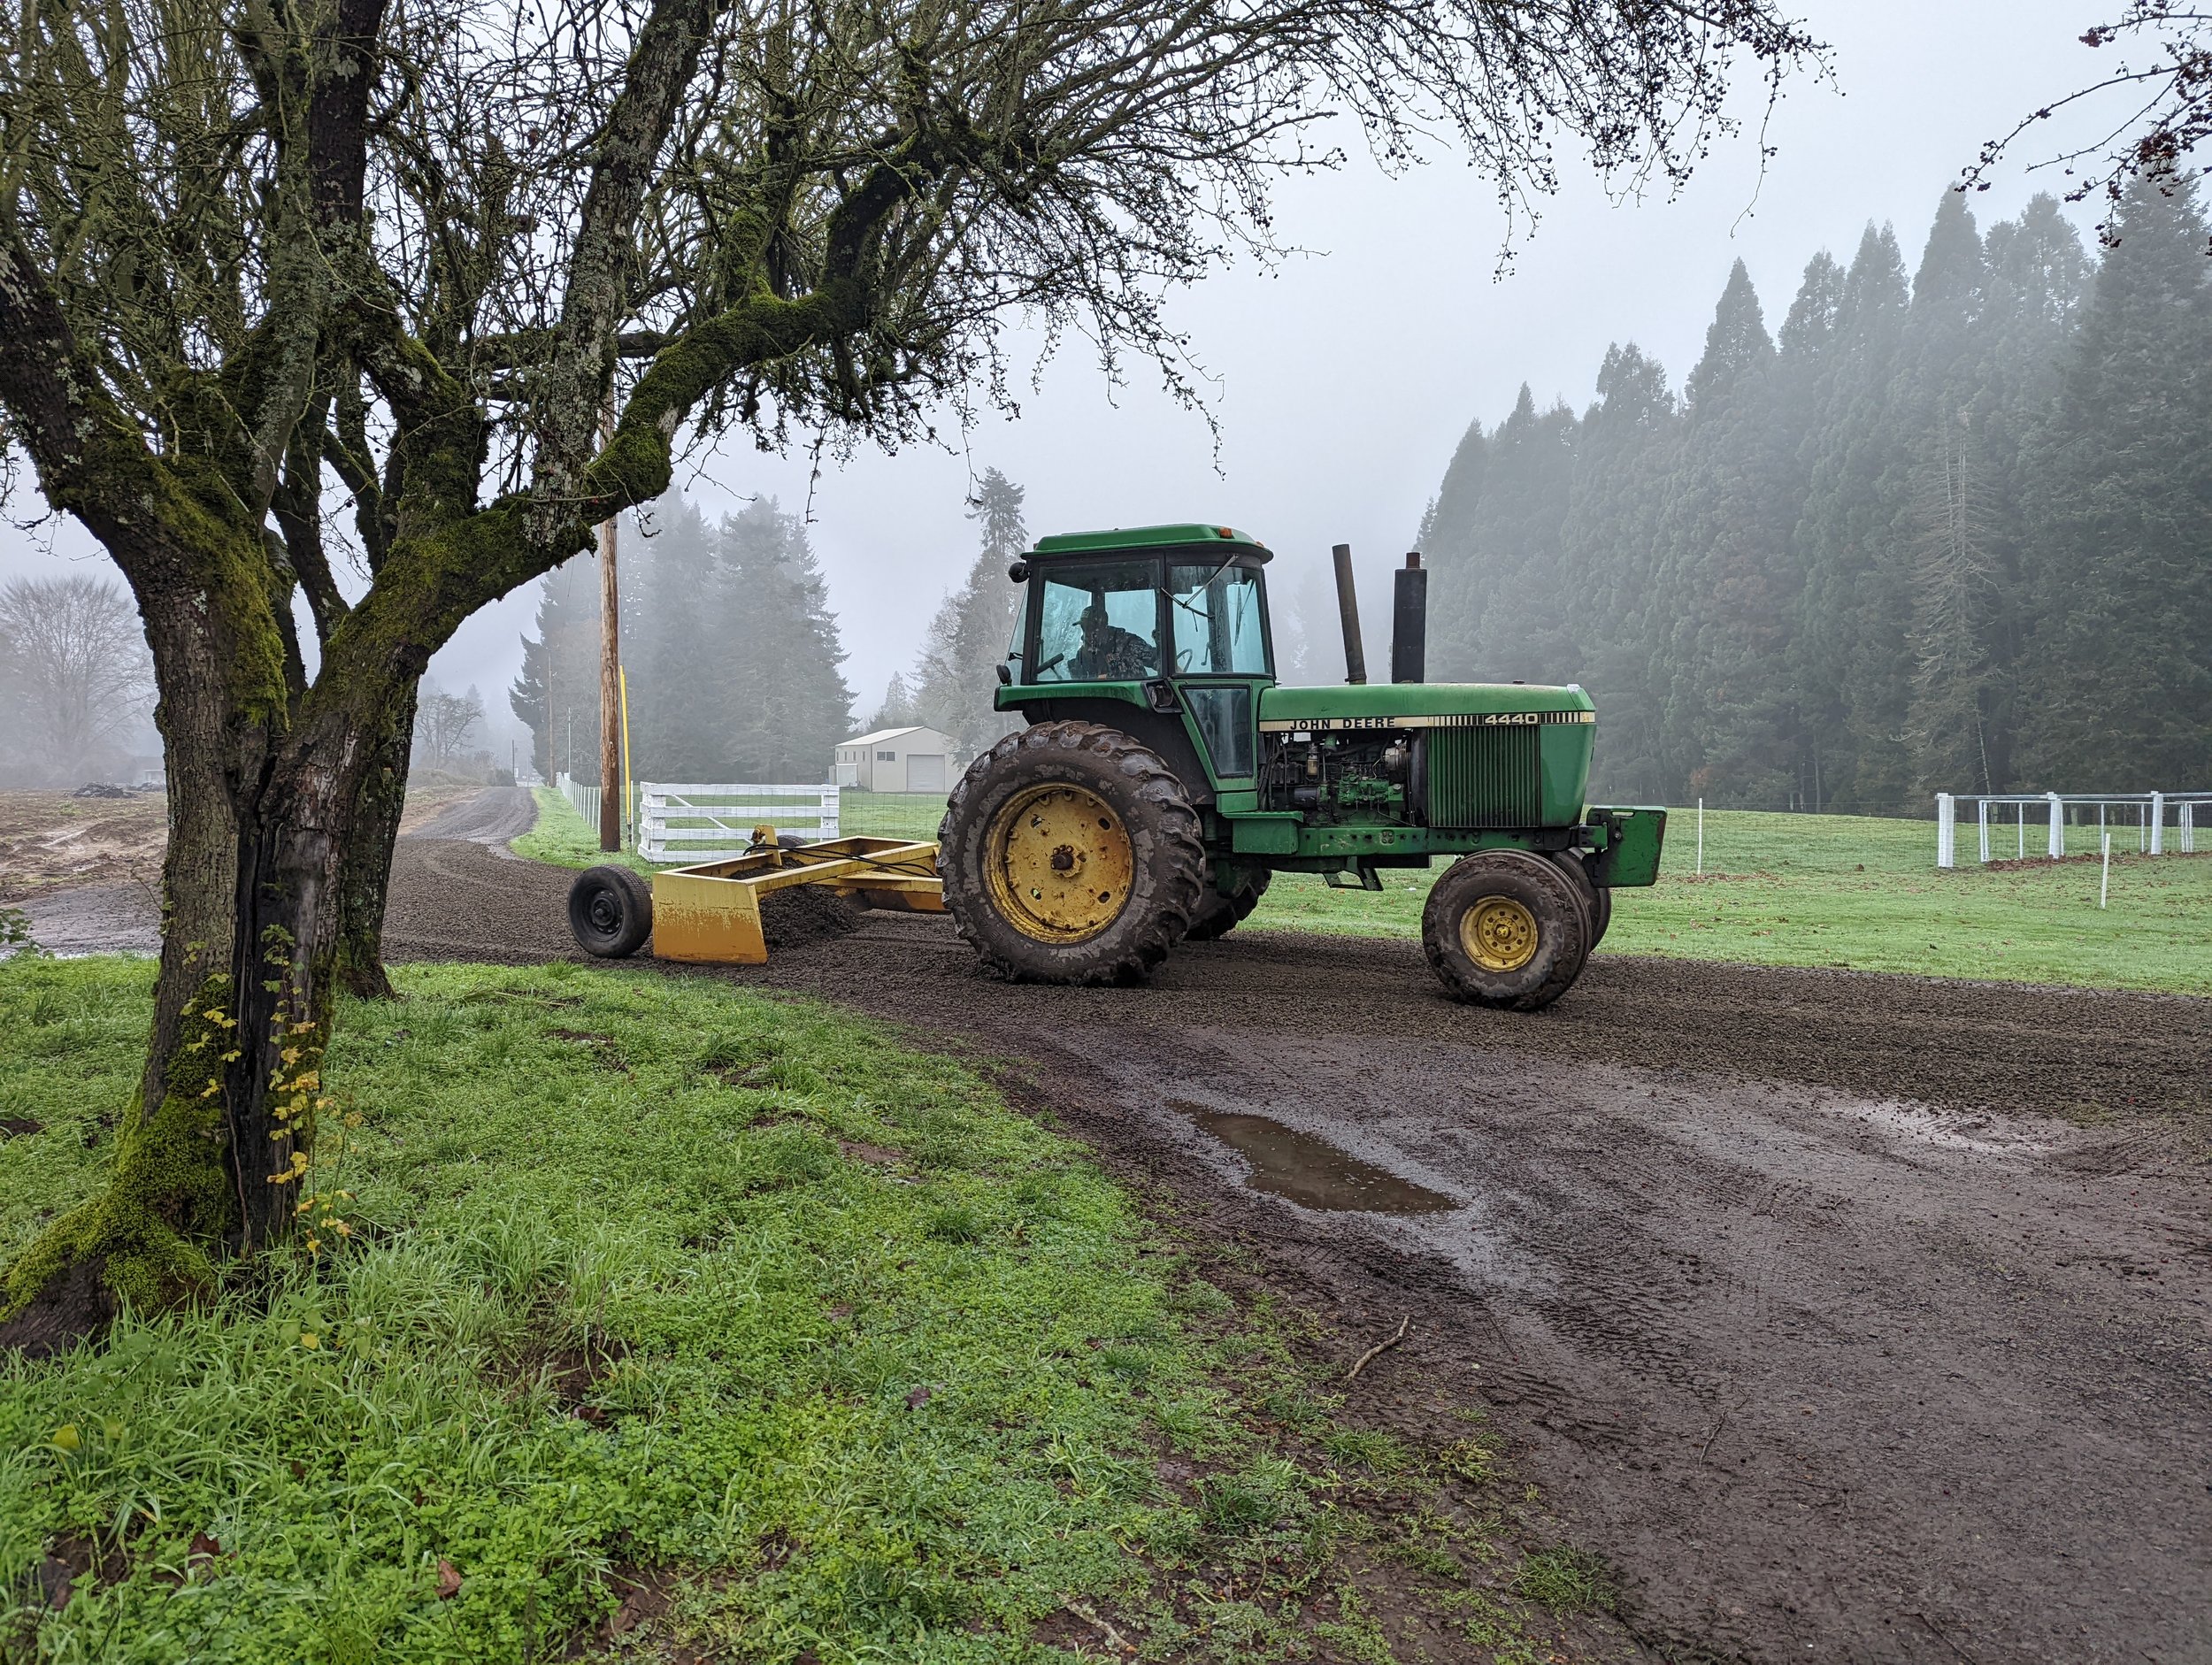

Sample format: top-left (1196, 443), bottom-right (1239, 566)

top-left (0, 0), bottom-right (858, 1338)
top-left (334, 692), bottom-right (418, 1001)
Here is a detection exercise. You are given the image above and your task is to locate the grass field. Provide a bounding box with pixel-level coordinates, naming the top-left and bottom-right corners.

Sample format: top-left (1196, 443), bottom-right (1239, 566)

top-left (1251, 809), bottom-right (2212, 998)
top-left (0, 957), bottom-right (1617, 1661)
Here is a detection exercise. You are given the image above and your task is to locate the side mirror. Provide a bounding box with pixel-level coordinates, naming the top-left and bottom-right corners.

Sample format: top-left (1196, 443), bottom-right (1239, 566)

top-left (995, 664), bottom-right (1013, 687)
top-left (1007, 559), bottom-right (1030, 583)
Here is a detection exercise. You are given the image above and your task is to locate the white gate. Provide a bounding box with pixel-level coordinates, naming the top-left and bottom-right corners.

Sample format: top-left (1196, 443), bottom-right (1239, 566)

top-left (640, 782), bottom-right (841, 862)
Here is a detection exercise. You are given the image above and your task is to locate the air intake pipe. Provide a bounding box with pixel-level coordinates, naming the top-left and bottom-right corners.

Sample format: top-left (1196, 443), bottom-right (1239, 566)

top-left (1391, 552), bottom-right (1426, 684)
top-left (1332, 543), bottom-right (1367, 685)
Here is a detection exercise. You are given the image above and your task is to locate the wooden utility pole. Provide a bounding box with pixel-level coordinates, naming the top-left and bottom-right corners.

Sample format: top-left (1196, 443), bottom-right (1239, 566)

top-left (596, 410), bottom-right (623, 852)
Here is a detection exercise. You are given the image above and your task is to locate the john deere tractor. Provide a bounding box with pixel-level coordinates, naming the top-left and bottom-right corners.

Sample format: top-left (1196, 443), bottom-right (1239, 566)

top-left (937, 523), bottom-right (1664, 1009)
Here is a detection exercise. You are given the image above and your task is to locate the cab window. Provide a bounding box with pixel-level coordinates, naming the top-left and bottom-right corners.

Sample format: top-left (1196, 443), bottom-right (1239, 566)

top-left (1033, 564), bottom-right (1161, 682)
top-left (1167, 562), bottom-right (1269, 676)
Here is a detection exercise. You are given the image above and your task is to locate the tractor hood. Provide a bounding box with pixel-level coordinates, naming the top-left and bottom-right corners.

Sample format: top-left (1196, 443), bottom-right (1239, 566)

top-left (1257, 682), bottom-right (1595, 732)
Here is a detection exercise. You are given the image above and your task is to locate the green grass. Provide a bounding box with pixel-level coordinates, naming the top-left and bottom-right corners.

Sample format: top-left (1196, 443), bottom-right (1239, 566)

top-left (511, 786), bottom-right (653, 875)
top-left (0, 957), bottom-right (1627, 1662)
top-left (1, 959), bottom-right (1256, 1659)
top-left (835, 793), bottom-right (949, 843)
top-left (1248, 809), bottom-right (2212, 998)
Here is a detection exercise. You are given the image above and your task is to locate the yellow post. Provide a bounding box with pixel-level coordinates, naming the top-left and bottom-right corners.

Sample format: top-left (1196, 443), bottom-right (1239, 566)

top-left (618, 665), bottom-right (635, 851)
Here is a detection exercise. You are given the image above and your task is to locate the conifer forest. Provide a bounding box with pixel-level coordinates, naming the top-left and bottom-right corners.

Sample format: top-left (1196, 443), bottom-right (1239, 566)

top-left (1421, 175), bottom-right (2212, 811)
top-left (510, 497), bottom-right (854, 786)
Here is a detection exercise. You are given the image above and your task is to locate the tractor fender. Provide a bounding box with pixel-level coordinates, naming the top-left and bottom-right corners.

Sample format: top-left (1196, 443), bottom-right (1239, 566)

top-left (1013, 697), bottom-right (1214, 805)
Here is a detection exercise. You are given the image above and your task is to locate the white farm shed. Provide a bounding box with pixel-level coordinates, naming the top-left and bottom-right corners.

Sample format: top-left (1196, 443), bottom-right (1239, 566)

top-left (833, 725), bottom-right (957, 793)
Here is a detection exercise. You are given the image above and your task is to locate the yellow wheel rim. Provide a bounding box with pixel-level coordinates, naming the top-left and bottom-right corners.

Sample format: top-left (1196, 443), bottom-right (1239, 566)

top-left (985, 784), bottom-right (1134, 943)
top-left (1460, 895), bottom-right (1539, 973)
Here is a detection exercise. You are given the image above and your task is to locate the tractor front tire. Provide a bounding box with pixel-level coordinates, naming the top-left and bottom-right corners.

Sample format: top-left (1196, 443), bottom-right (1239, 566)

top-left (940, 721), bottom-right (1206, 985)
top-left (1185, 871), bottom-right (1271, 942)
top-left (1548, 852), bottom-right (1613, 950)
top-left (1422, 849), bottom-right (1591, 1011)
top-left (568, 865), bottom-right (653, 958)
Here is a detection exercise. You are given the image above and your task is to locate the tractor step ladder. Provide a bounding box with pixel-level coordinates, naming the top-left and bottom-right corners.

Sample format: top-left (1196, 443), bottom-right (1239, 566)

top-left (650, 832), bottom-right (943, 964)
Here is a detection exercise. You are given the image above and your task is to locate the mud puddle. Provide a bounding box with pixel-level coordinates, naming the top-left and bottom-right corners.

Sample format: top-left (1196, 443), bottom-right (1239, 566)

top-left (1169, 1099), bottom-right (1456, 1215)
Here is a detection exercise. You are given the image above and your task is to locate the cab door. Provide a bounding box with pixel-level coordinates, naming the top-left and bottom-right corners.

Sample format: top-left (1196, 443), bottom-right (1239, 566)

top-left (1164, 557), bottom-right (1271, 786)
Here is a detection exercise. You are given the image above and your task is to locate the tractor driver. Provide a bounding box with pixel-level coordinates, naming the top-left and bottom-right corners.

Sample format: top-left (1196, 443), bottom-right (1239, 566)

top-left (1072, 594), bottom-right (1158, 681)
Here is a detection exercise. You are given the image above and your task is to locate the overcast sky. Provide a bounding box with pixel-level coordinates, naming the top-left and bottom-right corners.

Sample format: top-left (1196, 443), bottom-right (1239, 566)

top-left (1, 1), bottom-right (2127, 740)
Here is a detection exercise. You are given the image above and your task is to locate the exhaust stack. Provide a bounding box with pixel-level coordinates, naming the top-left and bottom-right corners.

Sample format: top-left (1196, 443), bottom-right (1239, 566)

top-left (1391, 551), bottom-right (1426, 684)
top-left (1332, 543), bottom-right (1367, 685)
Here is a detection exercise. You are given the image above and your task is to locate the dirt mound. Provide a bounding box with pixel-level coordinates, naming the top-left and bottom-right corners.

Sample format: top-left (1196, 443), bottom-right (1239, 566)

top-left (758, 885), bottom-right (864, 950)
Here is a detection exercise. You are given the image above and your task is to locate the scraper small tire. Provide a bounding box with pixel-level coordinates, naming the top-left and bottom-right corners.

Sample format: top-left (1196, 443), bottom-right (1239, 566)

top-left (569, 865), bottom-right (652, 957)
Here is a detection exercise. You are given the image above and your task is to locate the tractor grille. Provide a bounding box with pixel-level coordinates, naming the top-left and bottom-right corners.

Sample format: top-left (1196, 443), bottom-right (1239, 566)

top-left (1425, 726), bottom-right (1541, 827)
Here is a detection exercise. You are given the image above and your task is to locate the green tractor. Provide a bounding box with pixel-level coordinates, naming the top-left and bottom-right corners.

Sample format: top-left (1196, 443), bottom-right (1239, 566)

top-left (936, 523), bottom-right (1664, 1009)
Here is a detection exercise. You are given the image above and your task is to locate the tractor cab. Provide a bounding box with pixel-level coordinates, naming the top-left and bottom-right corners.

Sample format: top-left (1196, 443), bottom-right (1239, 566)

top-left (997, 524), bottom-right (1275, 800)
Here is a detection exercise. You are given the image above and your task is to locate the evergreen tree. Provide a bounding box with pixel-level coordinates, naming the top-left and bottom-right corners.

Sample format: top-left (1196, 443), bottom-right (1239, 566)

top-left (1653, 261), bottom-right (1798, 803)
top-left (511, 554), bottom-right (603, 782)
top-left (625, 495), bottom-right (722, 780)
top-left (1560, 343), bottom-right (1676, 799)
top-left (866, 672), bottom-right (920, 732)
top-left (1427, 387), bottom-right (1577, 681)
top-left (1423, 418), bottom-right (1490, 674)
top-left (713, 498), bottom-right (856, 779)
top-left (911, 469), bottom-right (1029, 757)
top-left (2018, 171), bottom-right (2212, 786)
top-left (1894, 194), bottom-right (2000, 793)
top-left (512, 493), bottom-right (855, 786)
top-left (1790, 222), bottom-right (1911, 810)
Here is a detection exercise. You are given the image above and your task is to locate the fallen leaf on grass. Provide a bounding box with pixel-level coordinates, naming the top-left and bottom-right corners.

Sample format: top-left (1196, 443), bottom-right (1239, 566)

top-left (905, 1385), bottom-right (934, 1409)
top-left (435, 1559), bottom-right (463, 1600)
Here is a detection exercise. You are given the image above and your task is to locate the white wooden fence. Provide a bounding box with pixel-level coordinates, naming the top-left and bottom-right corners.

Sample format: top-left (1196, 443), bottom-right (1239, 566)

top-left (638, 782), bottom-right (841, 863)
top-left (1936, 791), bottom-right (2210, 867)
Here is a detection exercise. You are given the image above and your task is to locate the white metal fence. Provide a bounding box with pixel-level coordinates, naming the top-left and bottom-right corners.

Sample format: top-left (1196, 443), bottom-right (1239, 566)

top-left (638, 782), bottom-right (842, 862)
top-left (1935, 792), bottom-right (2210, 867)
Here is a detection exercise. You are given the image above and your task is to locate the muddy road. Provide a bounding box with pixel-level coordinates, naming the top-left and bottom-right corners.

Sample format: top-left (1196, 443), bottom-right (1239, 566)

top-left (726, 919), bottom-right (2210, 1665)
top-left (25, 812), bottom-right (2212, 1664)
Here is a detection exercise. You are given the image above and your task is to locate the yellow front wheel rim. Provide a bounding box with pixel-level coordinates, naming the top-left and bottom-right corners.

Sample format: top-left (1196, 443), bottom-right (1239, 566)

top-left (986, 784), bottom-right (1135, 942)
top-left (1461, 895), bottom-right (1539, 972)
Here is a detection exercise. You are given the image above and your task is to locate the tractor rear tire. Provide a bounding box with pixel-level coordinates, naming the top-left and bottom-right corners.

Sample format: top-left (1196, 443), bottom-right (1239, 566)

top-left (569, 865), bottom-right (652, 958)
top-left (940, 721), bottom-right (1206, 985)
top-left (1185, 871), bottom-right (1271, 941)
top-left (1422, 849), bottom-right (1591, 1011)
